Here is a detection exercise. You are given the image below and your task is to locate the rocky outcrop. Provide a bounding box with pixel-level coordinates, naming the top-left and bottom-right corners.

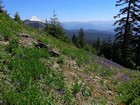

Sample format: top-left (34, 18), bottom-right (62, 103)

top-left (35, 40), bottom-right (59, 57)
top-left (19, 33), bottom-right (38, 47)
top-left (19, 33), bottom-right (60, 57)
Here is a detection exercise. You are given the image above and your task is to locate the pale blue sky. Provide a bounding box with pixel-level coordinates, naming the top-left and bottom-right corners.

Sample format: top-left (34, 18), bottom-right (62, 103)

top-left (3, 0), bottom-right (118, 22)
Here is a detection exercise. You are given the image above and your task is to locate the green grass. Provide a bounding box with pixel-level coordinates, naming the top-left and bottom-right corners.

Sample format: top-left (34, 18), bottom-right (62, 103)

top-left (57, 56), bottom-right (65, 64)
top-left (45, 69), bottom-right (65, 90)
top-left (116, 78), bottom-right (140, 105)
top-left (72, 80), bottom-right (91, 97)
top-left (85, 64), bottom-right (113, 79)
top-left (62, 48), bottom-right (89, 66)
top-left (72, 80), bottom-right (82, 94)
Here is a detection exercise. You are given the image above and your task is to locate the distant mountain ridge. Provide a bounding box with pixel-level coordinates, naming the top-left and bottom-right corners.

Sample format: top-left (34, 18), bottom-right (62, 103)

top-left (64, 29), bottom-right (115, 44)
top-left (24, 17), bottom-right (115, 31)
top-left (23, 19), bottom-right (115, 44)
top-left (61, 21), bottom-right (115, 31)
top-left (24, 19), bottom-right (45, 30)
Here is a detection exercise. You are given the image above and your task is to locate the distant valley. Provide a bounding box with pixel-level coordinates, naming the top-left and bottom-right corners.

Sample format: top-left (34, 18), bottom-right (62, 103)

top-left (64, 29), bottom-right (115, 44)
top-left (23, 19), bottom-right (115, 44)
top-left (61, 21), bottom-right (115, 31)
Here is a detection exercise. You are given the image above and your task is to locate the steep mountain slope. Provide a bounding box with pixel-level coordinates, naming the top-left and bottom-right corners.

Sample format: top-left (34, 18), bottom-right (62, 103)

top-left (0, 14), bottom-right (140, 105)
top-left (24, 19), bottom-right (45, 30)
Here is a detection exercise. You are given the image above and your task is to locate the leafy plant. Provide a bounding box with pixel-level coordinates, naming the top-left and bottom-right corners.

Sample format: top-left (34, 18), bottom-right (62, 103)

top-left (45, 70), bottom-right (65, 90)
top-left (63, 87), bottom-right (75, 105)
top-left (0, 23), bottom-right (13, 40)
top-left (62, 48), bottom-right (88, 65)
top-left (6, 38), bottom-right (19, 54)
top-left (117, 78), bottom-right (140, 105)
top-left (57, 56), bottom-right (65, 64)
top-left (72, 80), bottom-right (82, 94)
top-left (86, 64), bottom-right (113, 78)
top-left (81, 85), bottom-right (91, 97)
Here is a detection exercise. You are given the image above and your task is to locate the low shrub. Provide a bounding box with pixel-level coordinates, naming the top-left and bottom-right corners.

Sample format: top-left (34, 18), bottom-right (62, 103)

top-left (117, 78), bottom-right (140, 105)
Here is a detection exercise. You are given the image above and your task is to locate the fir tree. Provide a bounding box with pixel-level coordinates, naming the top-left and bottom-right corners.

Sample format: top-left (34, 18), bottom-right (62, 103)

top-left (112, 42), bottom-right (122, 63)
top-left (136, 36), bottom-right (140, 69)
top-left (95, 37), bottom-right (101, 51)
top-left (78, 28), bottom-right (85, 48)
top-left (0, 0), bottom-right (4, 13)
top-left (45, 11), bottom-right (68, 42)
top-left (132, 0), bottom-right (140, 69)
top-left (14, 12), bottom-right (21, 22)
top-left (106, 35), bottom-right (113, 59)
top-left (133, 35), bottom-right (140, 70)
top-left (72, 33), bottom-right (79, 47)
top-left (101, 36), bottom-right (112, 59)
top-left (92, 40), bottom-right (96, 49)
top-left (114, 0), bottom-right (140, 67)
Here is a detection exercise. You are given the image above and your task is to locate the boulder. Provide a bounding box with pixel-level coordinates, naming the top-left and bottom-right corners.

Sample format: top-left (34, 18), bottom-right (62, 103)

top-left (35, 41), bottom-right (59, 57)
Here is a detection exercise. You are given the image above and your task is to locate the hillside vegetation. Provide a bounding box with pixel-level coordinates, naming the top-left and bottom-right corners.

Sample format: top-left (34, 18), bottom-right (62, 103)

top-left (0, 14), bottom-right (140, 105)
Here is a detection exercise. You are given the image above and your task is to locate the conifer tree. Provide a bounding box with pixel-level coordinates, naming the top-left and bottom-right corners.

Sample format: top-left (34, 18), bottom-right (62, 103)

top-left (101, 36), bottom-right (112, 59)
top-left (133, 35), bottom-right (140, 70)
top-left (0, 0), bottom-right (4, 13)
top-left (112, 42), bottom-right (122, 63)
top-left (0, 0), bottom-right (8, 15)
top-left (92, 40), bottom-right (96, 49)
top-left (114, 0), bottom-right (140, 67)
top-left (95, 37), bottom-right (101, 51)
top-left (14, 12), bottom-right (21, 22)
top-left (106, 36), bottom-right (113, 59)
top-left (45, 11), bottom-right (68, 42)
top-left (136, 36), bottom-right (140, 69)
top-left (132, 0), bottom-right (140, 69)
top-left (78, 28), bottom-right (85, 48)
top-left (72, 33), bottom-right (79, 47)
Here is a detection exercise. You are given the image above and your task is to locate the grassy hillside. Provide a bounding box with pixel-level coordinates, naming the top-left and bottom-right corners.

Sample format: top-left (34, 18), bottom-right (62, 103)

top-left (0, 14), bottom-right (140, 105)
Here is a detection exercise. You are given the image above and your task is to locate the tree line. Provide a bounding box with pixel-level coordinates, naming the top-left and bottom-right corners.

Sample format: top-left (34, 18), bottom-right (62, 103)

top-left (71, 0), bottom-right (140, 70)
top-left (72, 28), bottom-right (85, 48)
top-left (89, 0), bottom-right (140, 70)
